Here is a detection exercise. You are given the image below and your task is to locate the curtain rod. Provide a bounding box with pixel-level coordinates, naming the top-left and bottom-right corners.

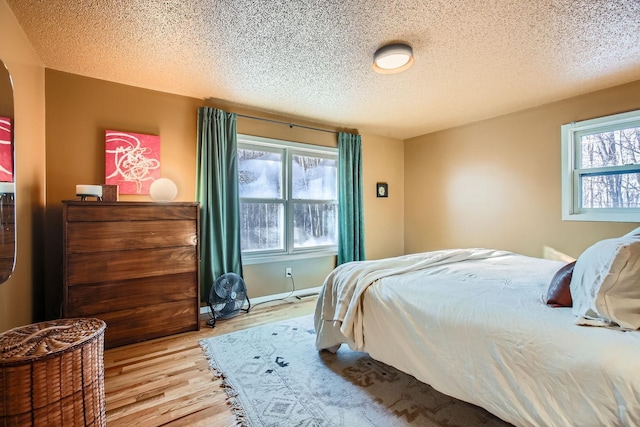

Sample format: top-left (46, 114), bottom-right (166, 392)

top-left (237, 113), bottom-right (338, 135)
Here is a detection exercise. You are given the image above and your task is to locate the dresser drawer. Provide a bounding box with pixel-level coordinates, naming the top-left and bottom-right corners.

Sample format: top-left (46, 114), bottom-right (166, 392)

top-left (66, 219), bottom-right (196, 253)
top-left (94, 300), bottom-right (199, 348)
top-left (66, 246), bottom-right (197, 285)
top-left (65, 203), bottom-right (197, 222)
top-left (66, 272), bottom-right (198, 316)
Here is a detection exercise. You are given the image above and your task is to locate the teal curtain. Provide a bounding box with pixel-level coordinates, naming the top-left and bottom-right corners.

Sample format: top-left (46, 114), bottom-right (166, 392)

top-left (338, 132), bottom-right (365, 264)
top-left (196, 107), bottom-right (243, 301)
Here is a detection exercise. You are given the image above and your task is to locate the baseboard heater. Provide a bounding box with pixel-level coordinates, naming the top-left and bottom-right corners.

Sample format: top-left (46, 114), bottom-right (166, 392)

top-left (199, 286), bottom-right (321, 315)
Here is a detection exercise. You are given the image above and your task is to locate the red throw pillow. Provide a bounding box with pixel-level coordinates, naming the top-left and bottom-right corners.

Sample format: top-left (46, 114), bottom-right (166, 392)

top-left (546, 261), bottom-right (576, 307)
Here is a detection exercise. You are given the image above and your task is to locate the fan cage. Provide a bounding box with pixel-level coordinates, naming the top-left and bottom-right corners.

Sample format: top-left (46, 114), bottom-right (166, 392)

top-left (207, 273), bottom-right (250, 328)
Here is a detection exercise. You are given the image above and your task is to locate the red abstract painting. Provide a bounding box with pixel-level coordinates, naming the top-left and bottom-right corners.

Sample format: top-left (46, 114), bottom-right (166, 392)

top-left (0, 117), bottom-right (13, 182)
top-left (105, 130), bottom-right (160, 194)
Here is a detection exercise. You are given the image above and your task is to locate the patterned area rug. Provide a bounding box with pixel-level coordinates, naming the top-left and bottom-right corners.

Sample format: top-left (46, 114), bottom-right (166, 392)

top-left (200, 315), bottom-right (512, 427)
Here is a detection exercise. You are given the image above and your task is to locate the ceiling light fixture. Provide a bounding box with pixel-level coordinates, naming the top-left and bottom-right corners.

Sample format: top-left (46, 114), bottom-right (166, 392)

top-left (372, 43), bottom-right (414, 74)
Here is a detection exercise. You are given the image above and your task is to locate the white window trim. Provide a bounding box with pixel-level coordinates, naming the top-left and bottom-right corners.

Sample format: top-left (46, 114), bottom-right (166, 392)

top-left (561, 109), bottom-right (640, 222)
top-left (238, 134), bottom-right (338, 263)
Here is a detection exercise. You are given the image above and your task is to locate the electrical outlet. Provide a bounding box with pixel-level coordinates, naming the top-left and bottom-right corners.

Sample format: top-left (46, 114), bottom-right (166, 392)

top-left (285, 267), bottom-right (292, 277)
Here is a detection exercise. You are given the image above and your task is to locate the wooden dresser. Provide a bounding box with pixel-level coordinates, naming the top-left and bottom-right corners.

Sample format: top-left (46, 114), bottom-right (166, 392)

top-left (63, 201), bottom-right (200, 348)
top-left (0, 193), bottom-right (14, 279)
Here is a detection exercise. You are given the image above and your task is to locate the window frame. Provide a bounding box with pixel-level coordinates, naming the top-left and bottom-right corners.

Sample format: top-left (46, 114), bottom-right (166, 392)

top-left (238, 134), bottom-right (338, 264)
top-left (561, 109), bottom-right (640, 222)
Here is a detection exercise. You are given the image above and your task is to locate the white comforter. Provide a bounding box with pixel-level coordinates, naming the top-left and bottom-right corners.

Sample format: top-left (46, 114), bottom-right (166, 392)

top-left (314, 249), bottom-right (640, 427)
top-left (315, 248), bottom-right (510, 351)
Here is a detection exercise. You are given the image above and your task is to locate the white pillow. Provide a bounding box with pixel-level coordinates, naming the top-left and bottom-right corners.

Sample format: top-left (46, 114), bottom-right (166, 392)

top-left (624, 226), bottom-right (640, 238)
top-left (570, 236), bottom-right (640, 330)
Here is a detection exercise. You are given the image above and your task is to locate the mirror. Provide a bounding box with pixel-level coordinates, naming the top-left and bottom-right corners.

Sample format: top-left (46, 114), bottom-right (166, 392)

top-left (0, 59), bottom-right (15, 284)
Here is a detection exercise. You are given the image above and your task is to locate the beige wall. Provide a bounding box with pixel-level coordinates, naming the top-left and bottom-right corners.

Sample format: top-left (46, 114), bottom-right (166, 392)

top-left (43, 70), bottom-right (405, 313)
top-left (405, 80), bottom-right (640, 259)
top-left (362, 133), bottom-right (404, 259)
top-left (0, 0), bottom-right (46, 331)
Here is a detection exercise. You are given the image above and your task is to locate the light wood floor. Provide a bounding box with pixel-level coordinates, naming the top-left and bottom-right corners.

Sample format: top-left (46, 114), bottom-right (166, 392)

top-left (104, 297), bottom-right (317, 426)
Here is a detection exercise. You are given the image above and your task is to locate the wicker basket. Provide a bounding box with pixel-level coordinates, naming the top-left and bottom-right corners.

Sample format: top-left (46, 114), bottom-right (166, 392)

top-left (0, 318), bottom-right (107, 427)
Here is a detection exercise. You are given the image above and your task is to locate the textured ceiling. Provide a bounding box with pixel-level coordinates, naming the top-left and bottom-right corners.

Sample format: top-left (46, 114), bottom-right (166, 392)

top-left (6, 0), bottom-right (640, 139)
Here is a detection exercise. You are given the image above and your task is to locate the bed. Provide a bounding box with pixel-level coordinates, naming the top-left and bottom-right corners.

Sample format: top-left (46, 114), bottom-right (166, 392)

top-left (314, 243), bottom-right (640, 427)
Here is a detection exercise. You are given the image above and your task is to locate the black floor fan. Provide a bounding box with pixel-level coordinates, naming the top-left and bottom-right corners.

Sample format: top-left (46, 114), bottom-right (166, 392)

top-left (207, 272), bottom-right (251, 328)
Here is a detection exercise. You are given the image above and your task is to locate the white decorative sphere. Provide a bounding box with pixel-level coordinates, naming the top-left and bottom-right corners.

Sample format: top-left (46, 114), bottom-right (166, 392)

top-left (150, 178), bottom-right (178, 202)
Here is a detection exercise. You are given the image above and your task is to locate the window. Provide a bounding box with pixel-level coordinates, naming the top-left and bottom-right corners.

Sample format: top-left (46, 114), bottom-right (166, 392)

top-left (237, 134), bottom-right (338, 262)
top-left (561, 109), bottom-right (640, 222)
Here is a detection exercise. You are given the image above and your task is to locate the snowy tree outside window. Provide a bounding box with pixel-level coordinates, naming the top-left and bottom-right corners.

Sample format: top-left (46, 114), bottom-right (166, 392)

top-left (237, 135), bottom-right (338, 257)
top-left (561, 109), bottom-right (640, 222)
top-left (579, 128), bottom-right (640, 208)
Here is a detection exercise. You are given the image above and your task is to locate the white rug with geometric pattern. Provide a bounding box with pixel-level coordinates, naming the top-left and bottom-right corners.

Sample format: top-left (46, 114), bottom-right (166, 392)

top-left (200, 314), bottom-right (511, 427)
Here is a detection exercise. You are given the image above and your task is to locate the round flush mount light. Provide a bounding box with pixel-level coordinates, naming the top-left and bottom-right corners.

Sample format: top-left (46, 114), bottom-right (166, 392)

top-left (372, 43), bottom-right (414, 74)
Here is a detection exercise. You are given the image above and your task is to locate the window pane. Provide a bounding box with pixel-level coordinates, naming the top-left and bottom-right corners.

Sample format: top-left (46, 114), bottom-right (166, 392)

top-left (238, 149), bottom-right (282, 198)
top-left (240, 202), bottom-right (284, 251)
top-left (580, 172), bottom-right (640, 208)
top-left (292, 154), bottom-right (337, 200)
top-left (580, 127), bottom-right (640, 169)
top-left (293, 203), bottom-right (337, 248)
